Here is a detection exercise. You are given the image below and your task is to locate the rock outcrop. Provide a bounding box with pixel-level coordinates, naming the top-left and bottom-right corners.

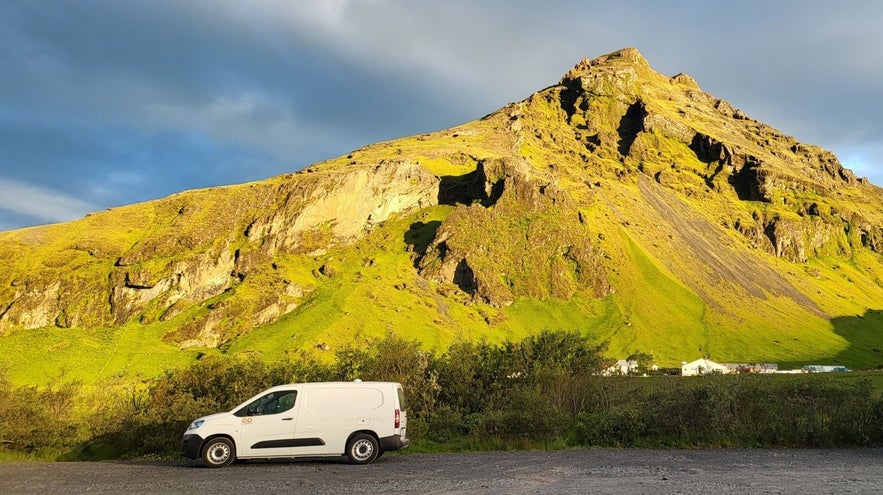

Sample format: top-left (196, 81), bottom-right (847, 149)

top-left (0, 158), bottom-right (445, 343)
top-left (417, 158), bottom-right (611, 307)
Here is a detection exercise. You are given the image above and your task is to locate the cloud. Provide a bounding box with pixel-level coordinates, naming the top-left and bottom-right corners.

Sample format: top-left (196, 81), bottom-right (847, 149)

top-left (840, 144), bottom-right (883, 182)
top-left (141, 91), bottom-right (332, 162)
top-left (0, 0), bottom-right (882, 233)
top-left (0, 178), bottom-right (97, 224)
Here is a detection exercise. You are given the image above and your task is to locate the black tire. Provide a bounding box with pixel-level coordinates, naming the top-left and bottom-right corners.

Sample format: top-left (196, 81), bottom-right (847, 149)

top-left (346, 433), bottom-right (379, 464)
top-left (202, 437), bottom-right (236, 468)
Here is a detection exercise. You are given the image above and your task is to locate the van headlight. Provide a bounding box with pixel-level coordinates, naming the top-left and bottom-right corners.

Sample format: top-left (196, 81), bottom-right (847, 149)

top-left (186, 419), bottom-right (205, 432)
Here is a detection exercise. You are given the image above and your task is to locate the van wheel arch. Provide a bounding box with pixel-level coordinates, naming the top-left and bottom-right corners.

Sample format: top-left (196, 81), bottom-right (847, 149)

top-left (345, 431), bottom-right (380, 464)
top-left (201, 435), bottom-right (237, 468)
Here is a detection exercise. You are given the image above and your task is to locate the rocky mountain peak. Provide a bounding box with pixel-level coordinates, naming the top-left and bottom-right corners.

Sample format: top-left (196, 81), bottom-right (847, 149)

top-left (560, 47), bottom-right (653, 84)
top-left (546, 48), bottom-right (868, 198)
top-left (594, 46), bottom-right (648, 65)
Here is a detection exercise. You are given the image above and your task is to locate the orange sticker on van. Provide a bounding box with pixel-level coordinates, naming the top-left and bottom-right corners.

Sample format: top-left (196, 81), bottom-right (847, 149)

top-left (242, 417), bottom-right (253, 424)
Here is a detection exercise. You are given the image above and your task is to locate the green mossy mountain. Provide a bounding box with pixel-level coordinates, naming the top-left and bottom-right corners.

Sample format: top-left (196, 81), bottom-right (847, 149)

top-left (2, 48), bottom-right (883, 385)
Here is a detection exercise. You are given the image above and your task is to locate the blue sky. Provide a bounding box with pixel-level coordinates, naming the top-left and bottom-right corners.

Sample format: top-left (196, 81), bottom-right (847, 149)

top-left (2, 0), bottom-right (882, 231)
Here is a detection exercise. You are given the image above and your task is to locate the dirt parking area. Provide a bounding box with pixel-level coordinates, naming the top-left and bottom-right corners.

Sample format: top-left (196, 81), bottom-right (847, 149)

top-left (1, 448), bottom-right (881, 494)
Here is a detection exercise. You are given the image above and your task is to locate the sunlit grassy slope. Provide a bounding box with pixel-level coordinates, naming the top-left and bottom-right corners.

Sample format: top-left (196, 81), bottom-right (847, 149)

top-left (4, 198), bottom-right (879, 386)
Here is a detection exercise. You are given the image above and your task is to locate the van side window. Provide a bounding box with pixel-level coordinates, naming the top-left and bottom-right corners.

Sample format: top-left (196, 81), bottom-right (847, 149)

top-left (235, 390), bottom-right (297, 417)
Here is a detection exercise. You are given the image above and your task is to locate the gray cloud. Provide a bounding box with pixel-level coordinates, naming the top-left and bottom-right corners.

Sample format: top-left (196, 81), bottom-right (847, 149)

top-left (0, 178), bottom-right (97, 223)
top-left (1, 0), bottom-right (881, 231)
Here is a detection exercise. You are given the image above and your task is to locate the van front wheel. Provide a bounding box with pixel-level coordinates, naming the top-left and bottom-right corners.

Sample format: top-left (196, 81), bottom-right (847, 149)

top-left (202, 437), bottom-right (236, 468)
top-left (346, 433), bottom-right (379, 464)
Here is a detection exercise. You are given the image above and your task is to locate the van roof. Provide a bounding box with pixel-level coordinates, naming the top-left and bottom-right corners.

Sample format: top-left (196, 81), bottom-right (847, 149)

top-left (262, 381), bottom-right (402, 391)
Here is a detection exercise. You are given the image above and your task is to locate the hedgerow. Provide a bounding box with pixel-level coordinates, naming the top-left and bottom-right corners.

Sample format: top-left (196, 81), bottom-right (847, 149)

top-left (1, 330), bottom-right (881, 460)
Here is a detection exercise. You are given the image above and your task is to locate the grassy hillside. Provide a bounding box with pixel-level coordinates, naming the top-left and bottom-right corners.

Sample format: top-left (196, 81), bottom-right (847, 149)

top-left (2, 48), bottom-right (883, 387)
top-left (3, 199), bottom-right (879, 386)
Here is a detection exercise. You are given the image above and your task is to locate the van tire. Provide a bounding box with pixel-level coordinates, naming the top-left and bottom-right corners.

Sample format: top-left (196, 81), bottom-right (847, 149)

top-left (346, 433), bottom-right (379, 464)
top-left (202, 437), bottom-right (236, 468)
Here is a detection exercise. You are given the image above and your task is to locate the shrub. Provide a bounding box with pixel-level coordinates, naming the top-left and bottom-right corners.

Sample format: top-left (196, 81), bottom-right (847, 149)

top-left (0, 382), bottom-right (81, 455)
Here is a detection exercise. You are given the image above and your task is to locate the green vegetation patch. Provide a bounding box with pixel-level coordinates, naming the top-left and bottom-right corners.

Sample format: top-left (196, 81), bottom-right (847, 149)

top-left (0, 323), bottom-right (197, 386)
top-left (597, 227), bottom-right (709, 365)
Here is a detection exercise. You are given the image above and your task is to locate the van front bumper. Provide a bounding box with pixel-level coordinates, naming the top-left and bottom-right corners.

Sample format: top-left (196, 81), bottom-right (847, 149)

top-left (181, 434), bottom-right (205, 459)
top-left (379, 434), bottom-right (409, 452)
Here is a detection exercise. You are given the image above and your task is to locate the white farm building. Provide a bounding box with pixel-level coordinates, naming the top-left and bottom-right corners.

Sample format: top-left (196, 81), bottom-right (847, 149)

top-left (681, 358), bottom-right (729, 376)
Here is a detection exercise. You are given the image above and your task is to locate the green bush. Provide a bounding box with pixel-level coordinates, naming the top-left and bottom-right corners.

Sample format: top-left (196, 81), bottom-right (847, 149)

top-left (572, 406), bottom-right (648, 446)
top-left (0, 375), bottom-right (83, 456)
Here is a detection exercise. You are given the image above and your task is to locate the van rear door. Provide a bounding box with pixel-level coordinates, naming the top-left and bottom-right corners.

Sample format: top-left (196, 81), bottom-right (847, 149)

top-left (396, 384), bottom-right (408, 441)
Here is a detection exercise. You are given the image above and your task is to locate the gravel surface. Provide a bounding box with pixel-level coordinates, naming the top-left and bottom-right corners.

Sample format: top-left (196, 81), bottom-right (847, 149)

top-left (1, 449), bottom-right (882, 494)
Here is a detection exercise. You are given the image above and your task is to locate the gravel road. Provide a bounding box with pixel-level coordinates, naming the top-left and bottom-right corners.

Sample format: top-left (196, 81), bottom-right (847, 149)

top-left (2, 449), bottom-right (882, 494)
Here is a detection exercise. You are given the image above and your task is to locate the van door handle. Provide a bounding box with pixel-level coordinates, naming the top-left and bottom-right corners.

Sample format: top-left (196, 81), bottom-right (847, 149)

top-left (281, 417), bottom-right (294, 421)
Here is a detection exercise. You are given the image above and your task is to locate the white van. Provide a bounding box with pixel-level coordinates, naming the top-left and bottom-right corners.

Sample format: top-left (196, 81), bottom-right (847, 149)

top-left (181, 381), bottom-right (409, 467)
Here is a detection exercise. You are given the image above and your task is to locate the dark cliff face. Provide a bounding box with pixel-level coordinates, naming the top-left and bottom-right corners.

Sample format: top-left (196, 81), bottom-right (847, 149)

top-left (1, 48), bottom-right (882, 372)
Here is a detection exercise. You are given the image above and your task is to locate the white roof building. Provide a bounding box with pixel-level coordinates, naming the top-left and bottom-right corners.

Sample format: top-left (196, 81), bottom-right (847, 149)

top-left (602, 359), bottom-right (637, 376)
top-left (681, 358), bottom-right (729, 376)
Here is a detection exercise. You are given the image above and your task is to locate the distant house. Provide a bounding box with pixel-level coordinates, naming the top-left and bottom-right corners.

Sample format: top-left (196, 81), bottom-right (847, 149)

top-left (681, 358), bottom-right (728, 376)
top-left (603, 359), bottom-right (638, 376)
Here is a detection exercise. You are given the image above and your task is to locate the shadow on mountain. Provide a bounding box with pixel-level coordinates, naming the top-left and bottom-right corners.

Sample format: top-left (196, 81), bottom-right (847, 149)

top-left (728, 160), bottom-right (766, 201)
top-left (617, 100), bottom-right (647, 156)
top-left (557, 78), bottom-right (582, 123)
top-left (438, 172), bottom-right (480, 206)
top-left (437, 170), bottom-right (503, 207)
top-left (404, 220), bottom-right (441, 259)
top-left (829, 309), bottom-right (883, 370)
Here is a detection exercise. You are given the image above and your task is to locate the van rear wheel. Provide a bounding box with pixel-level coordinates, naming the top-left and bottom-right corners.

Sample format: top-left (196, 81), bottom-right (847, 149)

top-left (346, 433), bottom-right (379, 464)
top-left (202, 437), bottom-right (235, 468)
